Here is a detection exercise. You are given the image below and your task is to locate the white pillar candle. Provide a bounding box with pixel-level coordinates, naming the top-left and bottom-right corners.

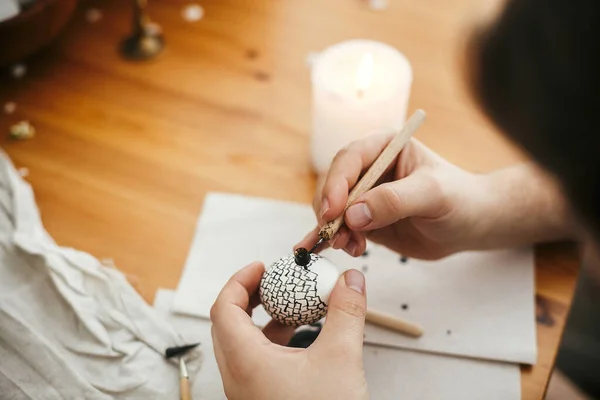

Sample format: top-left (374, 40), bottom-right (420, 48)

top-left (310, 39), bottom-right (413, 174)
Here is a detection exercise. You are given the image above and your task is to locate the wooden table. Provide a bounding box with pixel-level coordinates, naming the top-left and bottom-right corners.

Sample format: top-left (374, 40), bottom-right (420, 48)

top-left (0, 0), bottom-right (579, 398)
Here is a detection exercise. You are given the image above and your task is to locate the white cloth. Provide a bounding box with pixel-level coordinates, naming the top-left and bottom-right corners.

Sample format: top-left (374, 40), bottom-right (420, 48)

top-left (0, 152), bottom-right (201, 399)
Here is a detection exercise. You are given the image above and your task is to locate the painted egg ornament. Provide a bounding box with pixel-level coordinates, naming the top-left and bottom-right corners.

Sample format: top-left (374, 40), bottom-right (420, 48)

top-left (259, 250), bottom-right (340, 327)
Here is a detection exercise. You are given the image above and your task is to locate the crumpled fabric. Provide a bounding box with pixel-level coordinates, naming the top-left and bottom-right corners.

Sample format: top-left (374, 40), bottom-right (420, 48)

top-left (0, 151), bottom-right (201, 399)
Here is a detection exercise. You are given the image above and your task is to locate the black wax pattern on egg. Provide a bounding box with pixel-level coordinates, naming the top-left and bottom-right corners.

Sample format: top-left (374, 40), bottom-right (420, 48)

top-left (259, 254), bottom-right (327, 327)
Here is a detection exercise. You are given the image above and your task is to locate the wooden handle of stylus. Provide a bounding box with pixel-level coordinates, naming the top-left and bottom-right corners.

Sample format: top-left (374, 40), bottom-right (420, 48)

top-left (366, 308), bottom-right (424, 338)
top-left (318, 109), bottom-right (426, 241)
top-left (180, 377), bottom-right (191, 400)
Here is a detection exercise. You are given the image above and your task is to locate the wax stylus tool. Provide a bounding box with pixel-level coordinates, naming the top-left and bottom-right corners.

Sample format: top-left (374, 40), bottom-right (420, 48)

top-left (316, 109), bottom-right (426, 244)
top-left (165, 343), bottom-right (200, 400)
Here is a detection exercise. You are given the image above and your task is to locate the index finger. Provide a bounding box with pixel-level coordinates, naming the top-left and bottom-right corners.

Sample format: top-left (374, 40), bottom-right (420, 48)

top-left (319, 132), bottom-right (395, 224)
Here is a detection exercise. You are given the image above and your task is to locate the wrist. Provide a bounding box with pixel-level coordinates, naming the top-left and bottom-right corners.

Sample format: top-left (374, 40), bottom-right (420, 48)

top-left (465, 164), bottom-right (577, 250)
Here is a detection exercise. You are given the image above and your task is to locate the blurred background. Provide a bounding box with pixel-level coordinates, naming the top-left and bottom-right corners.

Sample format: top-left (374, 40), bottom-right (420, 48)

top-left (0, 0), bottom-right (524, 293)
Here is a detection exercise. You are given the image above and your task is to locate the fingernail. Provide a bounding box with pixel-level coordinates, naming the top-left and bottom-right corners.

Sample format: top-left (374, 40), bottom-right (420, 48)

top-left (345, 269), bottom-right (365, 294)
top-left (346, 203), bottom-right (372, 228)
top-left (320, 197), bottom-right (330, 219)
top-left (345, 240), bottom-right (358, 257)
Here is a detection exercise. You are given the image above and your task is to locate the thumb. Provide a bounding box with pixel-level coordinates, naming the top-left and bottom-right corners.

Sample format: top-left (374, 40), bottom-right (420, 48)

top-left (311, 269), bottom-right (366, 359)
top-left (345, 172), bottom-right (444, 231)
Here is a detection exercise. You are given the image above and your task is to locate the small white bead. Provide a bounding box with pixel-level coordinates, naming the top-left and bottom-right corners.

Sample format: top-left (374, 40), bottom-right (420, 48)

top-left (182, 4), bottom-right (204, 22)
top-left (11, 64), bottom-right (27, 79)
top-left (9, 120), bottom-right (35, 140)
top-left (85, 8), bottom-right (103, 23)
top-left (4, 101), bottom-right (16, 114)
top-left (17, 167), bottom-right (29, 177)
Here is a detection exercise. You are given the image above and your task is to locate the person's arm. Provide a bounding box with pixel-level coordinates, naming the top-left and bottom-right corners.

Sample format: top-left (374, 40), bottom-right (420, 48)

top-left (468, 163), bottom-right (577, 250)
top-left (296, 136), bottom-right (576, 260)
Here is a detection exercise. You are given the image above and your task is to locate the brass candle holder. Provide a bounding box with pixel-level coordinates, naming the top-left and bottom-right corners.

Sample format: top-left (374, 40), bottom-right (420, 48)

top-left (120, 0), bottom-right (164, 60)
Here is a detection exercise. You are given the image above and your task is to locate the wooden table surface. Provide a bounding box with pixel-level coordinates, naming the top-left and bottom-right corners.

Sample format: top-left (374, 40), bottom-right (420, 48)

top-left (0, 0), bottom-right (579, 399)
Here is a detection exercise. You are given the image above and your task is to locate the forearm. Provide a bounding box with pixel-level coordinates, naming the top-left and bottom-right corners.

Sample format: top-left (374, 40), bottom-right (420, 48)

top-left (468, 163), bottom-right (577, 250)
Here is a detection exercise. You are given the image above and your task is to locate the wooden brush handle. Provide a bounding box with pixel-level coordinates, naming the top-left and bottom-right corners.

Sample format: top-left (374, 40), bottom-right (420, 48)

top-left (180, 377), bottom-right (191, 400)
top-left (318, 109), bottom-right (426, 241)
top-left (366, 308), bottom-right (424, 338)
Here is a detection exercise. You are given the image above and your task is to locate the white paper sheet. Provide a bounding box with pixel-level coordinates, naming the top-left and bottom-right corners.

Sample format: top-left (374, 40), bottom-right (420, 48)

top-left (325, 244), bottom-right (537, 364)
top-left (363, 345), bottom-right (521, 400)
top-left (158, 289), bottom-right (521, 400)
top-left (173, 192), bottom-right (537, 364)
top-left (172, 193), bottom-right (313, 327)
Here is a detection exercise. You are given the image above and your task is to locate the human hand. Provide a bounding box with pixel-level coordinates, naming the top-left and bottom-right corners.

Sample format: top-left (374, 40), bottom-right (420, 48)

top-left (210, 262), bottom-right (370, 400)
top-left (297, 134), bottom-right (485, 260)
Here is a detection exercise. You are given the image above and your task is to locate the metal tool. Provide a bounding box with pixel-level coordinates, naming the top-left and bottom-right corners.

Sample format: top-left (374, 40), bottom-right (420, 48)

top-left (309, 238), bottom-right (324, 254)
top-left (164, 343), bottom-right (200, 400)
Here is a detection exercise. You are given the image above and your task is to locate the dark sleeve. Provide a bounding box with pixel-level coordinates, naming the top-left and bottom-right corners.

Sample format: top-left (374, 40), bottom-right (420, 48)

top-left (556, 265), bottom-right (600, 398)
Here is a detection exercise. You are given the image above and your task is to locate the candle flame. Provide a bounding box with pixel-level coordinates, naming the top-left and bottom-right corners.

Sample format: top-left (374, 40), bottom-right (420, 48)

top-left (355, 53), bottom-right (374, 97)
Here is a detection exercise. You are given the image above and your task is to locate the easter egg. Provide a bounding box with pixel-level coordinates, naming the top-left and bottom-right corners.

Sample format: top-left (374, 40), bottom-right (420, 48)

top-left (259, 252), bottom-right (340, 327)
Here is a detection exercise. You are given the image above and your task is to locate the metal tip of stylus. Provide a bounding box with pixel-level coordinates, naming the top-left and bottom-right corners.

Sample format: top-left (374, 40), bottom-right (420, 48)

top-left (309, 238), bottom-right (324, 254)
top-left (179, 357), bottom-right (189, 379)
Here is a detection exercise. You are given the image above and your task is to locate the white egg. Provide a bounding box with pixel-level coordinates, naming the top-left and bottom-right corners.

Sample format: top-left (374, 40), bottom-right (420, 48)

top-left (259, 253), bottom-right (340, 327)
